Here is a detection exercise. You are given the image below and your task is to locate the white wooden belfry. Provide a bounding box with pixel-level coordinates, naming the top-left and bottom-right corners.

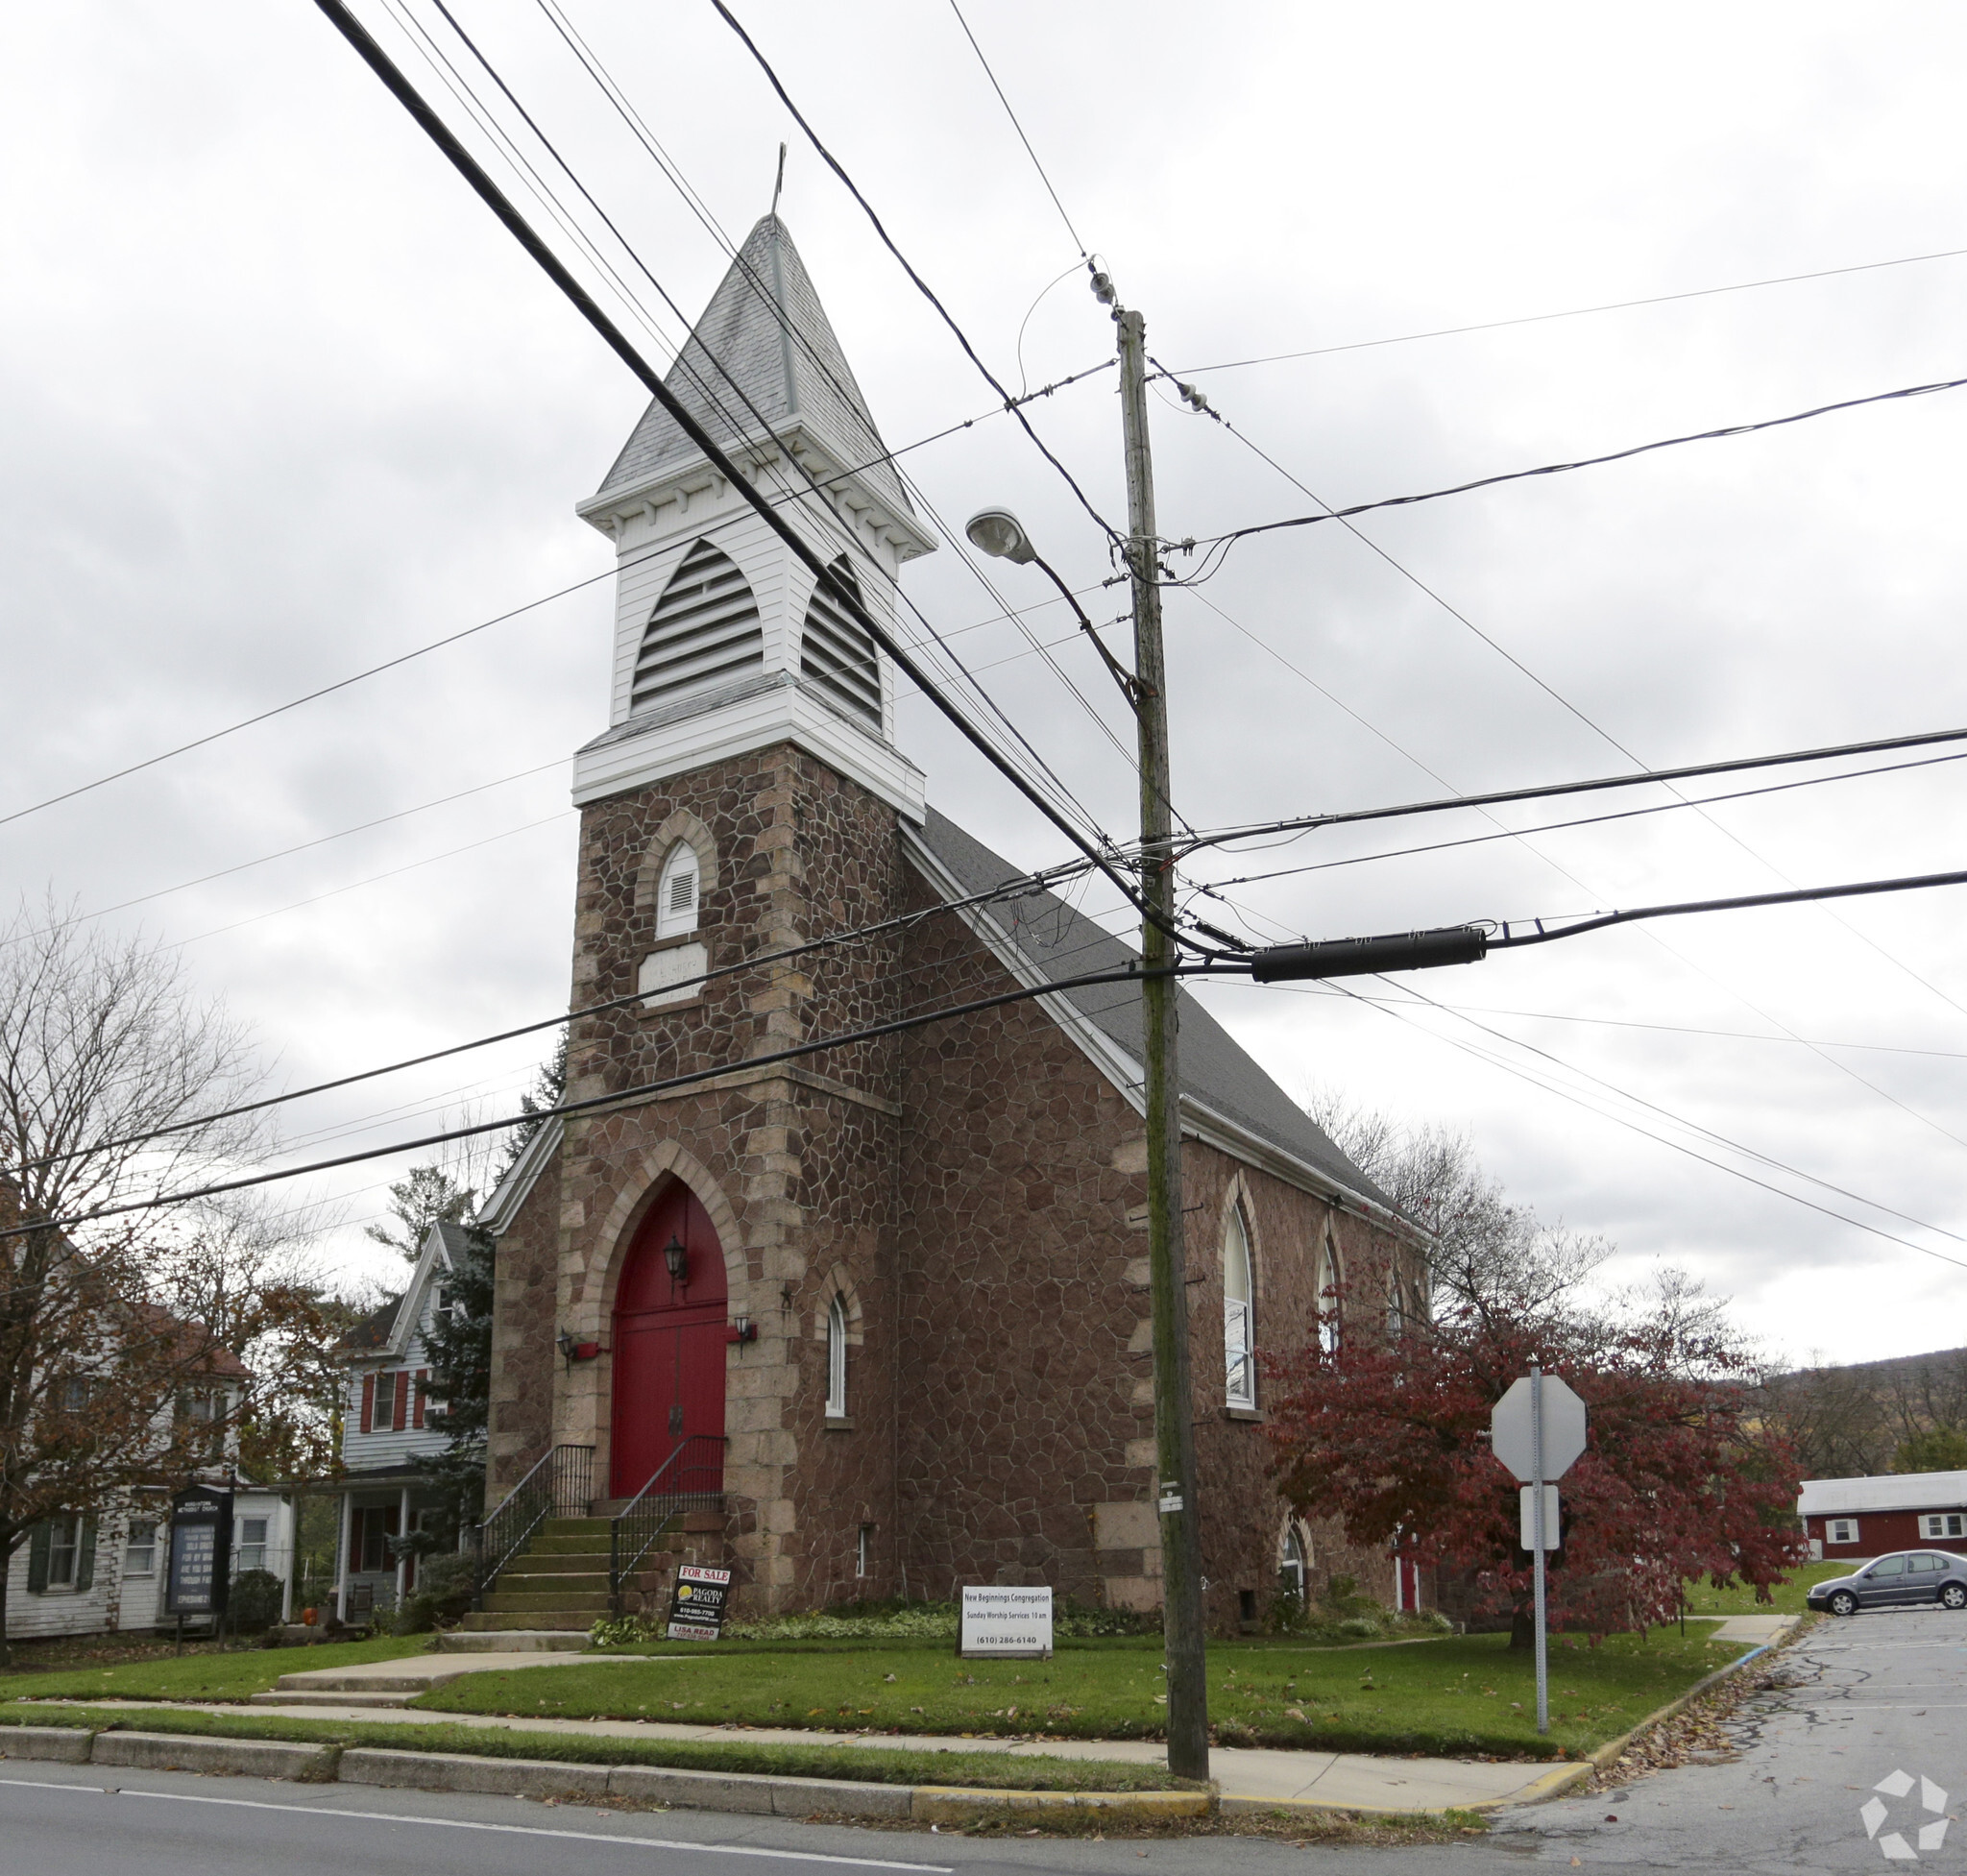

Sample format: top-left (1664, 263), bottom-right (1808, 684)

top-left (573, 214), bottom-right (935, 820)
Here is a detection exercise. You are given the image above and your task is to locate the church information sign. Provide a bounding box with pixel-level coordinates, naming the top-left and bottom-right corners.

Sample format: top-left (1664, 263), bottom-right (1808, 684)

top-left (959, 1586), bottom-right (1053, 1659)
top-left (666, 1565), bottom-right (732, 1641)
top-left (163, 1485), bottom-right (232, 1618)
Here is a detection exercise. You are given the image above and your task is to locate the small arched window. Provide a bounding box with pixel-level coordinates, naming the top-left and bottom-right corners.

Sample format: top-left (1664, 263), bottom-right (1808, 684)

top-left (1386, 1270), bottom-right (1405, 1340)
top-left (1278, 1523), bottom-right (1310, 1601)
top-left (655, 841), bottom-right (700, 938)
top-left (825, 1296), bottom-right (848, 1419)
top-left (1317, 1234), bottom-right (1342, 1357)
top-left (1223, 1205), bottom-right (1255, 1407)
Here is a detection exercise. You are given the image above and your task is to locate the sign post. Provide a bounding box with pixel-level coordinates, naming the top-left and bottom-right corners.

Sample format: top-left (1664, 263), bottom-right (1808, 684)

top-left (1491, 1367), bottom-right (1587, 1736)
top-left (163, 1484), bottom-right (232, 1630)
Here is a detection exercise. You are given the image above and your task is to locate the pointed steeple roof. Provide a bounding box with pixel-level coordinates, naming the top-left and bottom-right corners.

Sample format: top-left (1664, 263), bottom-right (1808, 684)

top-left (595, 215), bottom-right (913, 521)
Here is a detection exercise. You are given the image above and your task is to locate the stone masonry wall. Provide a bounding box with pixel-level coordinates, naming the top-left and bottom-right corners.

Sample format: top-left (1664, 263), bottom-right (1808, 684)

top-left (542, 740), bottom-right (905, 1612)
top-left (485, 1142), bottom-right (563, 1498)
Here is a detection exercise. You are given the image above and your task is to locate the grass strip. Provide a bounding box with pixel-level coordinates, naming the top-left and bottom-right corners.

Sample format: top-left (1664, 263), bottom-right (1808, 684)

top-left (420, 1630), bottom-right (1739, 1761)
top-left (0, 1636), bottom-right (429, 1704)
top-left (0, 1703), bottom-right (1194, 1792)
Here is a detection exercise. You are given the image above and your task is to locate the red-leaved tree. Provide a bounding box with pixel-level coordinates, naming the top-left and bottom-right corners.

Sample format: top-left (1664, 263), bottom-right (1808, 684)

top-left (1265, 1269), bottom-right (1808, 1641)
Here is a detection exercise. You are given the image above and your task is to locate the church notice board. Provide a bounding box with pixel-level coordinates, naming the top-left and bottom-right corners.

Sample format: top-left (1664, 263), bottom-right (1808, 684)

top-left (163, 1484), bottom-right (232, 1618)
top-left (959, 1586), bottom-right (1053, 1658)
top-left (666, 1565), bottom-right (732, 1641)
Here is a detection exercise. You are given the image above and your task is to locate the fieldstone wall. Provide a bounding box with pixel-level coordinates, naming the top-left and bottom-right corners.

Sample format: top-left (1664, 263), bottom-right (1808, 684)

top-left (485, 1144), bottom-right (562, 1498)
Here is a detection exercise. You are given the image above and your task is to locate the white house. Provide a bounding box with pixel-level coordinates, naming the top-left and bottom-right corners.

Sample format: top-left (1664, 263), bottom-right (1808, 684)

top-left (329, 1219), bottom-right (469, 1620)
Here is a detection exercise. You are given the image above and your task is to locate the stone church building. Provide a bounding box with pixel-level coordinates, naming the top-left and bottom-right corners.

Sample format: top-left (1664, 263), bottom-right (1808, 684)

top-left (480, 214), bottom-right (1427, 1630)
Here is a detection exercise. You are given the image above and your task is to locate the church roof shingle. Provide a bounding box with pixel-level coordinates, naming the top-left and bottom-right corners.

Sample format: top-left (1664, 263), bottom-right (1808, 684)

top-left (595, 214), bottom-right (913, 521)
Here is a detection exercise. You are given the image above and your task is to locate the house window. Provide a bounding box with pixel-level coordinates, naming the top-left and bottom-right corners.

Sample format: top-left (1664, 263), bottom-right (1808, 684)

top-left (1317, 1236), bottom-right (1342, 1355)
top-left (825, 1298), bottom-right (848, 1419)
top-left (1386, 1271), bottom-right (1406, 1340)
top-left (124, 1521), bottom-right (158, 1575)
top-left (46, 1516), bottom-right (80, 1590)
top-left (655, 841), bottom-right (701, 938)
top-left (857, 1525), bottom-right (872, 1579)
top-left (237, 1517), bottom-right (269, 1572)
top-left (1223, 1205), bottom-right (1255, 1407)
top-left (1826, 1518), bottom-right (1859, 1546)
top-left (1921, 1514), bottom-right (1967, 1540)
top-left (359, 1370), bottom-right (411, 1434)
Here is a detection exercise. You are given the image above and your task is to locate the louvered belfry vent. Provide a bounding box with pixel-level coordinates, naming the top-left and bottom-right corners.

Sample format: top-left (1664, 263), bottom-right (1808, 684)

top-left (800, 556), bottom-right (881, 728)
top-left (631, 539), bottom-right (764, 715)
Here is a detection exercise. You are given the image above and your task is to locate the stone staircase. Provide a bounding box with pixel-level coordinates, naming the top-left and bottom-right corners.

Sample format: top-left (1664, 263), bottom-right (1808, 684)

top-left (449, 1510), bottom-right (720, 1639)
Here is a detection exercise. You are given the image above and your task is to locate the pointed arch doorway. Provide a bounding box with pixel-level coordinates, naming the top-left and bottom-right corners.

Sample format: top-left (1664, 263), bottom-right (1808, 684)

top-left (610, 1182), bottom-right (727, 1499)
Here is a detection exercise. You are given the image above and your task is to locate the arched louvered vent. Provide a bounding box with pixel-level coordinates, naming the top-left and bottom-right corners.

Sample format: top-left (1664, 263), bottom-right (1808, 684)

top-left (800, 556), bottom-right (882, 729)
top-left (631, 539), bottom-right (763, 715)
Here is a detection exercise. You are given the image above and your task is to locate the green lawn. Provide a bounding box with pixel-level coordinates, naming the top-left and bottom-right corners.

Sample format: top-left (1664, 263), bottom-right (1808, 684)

top-left (1, 1635), bottom-right (428, 1704)
top-left (416, 1631), bottom-right (1741, 1761)
top-left (1683, 1563), bottom-right (1845, 1617)
top-left (0, 1703), bottom-right (1191, 1792)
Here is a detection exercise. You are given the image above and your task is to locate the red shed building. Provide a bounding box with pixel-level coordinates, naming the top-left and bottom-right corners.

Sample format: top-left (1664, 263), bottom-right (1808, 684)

top-left (1799, 1472), bottom-right (1967, 1561)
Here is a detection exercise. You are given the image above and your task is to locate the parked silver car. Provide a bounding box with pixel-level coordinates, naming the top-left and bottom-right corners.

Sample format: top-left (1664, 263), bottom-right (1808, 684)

top-left (1808, 1549), bottom-right (1967, 1616)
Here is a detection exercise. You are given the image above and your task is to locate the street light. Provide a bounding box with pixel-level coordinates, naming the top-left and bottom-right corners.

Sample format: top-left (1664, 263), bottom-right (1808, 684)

top-left (963, 507), bottom-right (1138, 708)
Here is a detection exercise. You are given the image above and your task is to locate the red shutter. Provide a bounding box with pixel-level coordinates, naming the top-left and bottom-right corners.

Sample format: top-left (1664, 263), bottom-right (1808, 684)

top-left (393, 1370), bottom-right (409, 1432)
top-left (413, 1370), bottom-right (429, 1429)
top-left (359, 1373), bottom-right (375, 1434)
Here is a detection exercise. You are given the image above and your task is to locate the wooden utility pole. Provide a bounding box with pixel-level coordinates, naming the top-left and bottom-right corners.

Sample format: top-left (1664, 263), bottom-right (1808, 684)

top-left (1116, 305), bottom-right (1209, 1781)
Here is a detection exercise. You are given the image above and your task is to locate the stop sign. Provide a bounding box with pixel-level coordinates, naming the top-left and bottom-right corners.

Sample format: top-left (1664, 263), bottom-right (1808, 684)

top-left (1491, 1374), bottom-right (1587, 1481)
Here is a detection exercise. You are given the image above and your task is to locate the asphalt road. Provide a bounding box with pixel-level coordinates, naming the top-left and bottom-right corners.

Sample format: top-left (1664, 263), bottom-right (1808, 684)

top-left (8, 1610), bottom-right (1961, 1876)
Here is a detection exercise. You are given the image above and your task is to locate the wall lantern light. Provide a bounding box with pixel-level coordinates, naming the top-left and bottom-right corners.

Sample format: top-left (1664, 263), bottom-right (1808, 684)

top-left (663, 1234), bottom-right (690, 1283)
top-left (726, 1316), bottom-right (758, 1346)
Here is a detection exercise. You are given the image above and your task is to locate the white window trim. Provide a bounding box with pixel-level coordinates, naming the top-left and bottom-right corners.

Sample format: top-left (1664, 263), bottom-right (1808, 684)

top-left (1223, 1206), bottom-right (1255, 1408)
top-left (825, 1298), bottom-right (848, 1419)
top-left (1826, 1518), bottom-right (1859, 1545)
top-left (1317, 1237), bottom-right (1343, 1355)
top-left (1920, 1513), bottom-right (1966, 1540)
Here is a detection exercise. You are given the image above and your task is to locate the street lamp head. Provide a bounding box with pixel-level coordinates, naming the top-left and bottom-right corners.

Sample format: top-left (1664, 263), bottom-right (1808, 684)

top-left (964, 507), bottom-right (1036, 565)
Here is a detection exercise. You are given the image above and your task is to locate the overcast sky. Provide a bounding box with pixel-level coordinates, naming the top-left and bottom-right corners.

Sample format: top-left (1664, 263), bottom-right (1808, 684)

top-left (6, 0), bottom-right (1966, 1363)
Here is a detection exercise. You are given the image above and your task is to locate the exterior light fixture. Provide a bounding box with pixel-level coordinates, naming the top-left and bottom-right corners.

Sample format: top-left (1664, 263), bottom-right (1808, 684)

top-left (726, 1316), bottom-right (759, 1346)
top-left (663, 1234), bottom-right (690, 1283)
top-left (963, 506), bottom-right (1139, 708)
top-left (964, 507), bottom-right (1036, 565)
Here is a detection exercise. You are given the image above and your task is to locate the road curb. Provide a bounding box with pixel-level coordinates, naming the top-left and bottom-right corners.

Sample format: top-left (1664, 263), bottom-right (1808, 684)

top-left (0, 1722), bottom-right (1202, 1822)
top-left (1513, 1621), bottom-right (1804, 1808)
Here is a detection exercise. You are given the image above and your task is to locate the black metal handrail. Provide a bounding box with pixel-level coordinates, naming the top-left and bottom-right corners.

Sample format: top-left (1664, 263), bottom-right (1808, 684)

top-left (608, 1434), bottom-right (724, 1612)
top-left (475, 1443), bottom-right (594, 1599)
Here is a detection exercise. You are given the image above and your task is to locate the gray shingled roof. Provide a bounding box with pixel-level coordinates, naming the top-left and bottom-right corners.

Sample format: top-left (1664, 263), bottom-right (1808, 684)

top-left (595, 215), bottom-right (913, 520)
top-left (913, 809), bottom-right (1391, 1207)
top-left (336, 1292), bottom-right (404, 1355)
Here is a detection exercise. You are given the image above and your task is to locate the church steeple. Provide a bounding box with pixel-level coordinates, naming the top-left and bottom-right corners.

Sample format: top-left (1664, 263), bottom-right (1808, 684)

top-left (572, 217), bottom-right (935, 819)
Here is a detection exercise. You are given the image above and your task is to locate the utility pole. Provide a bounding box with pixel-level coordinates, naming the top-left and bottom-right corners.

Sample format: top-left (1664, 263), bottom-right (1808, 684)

top-left (1116, 304), bottom-right (1209, 1782)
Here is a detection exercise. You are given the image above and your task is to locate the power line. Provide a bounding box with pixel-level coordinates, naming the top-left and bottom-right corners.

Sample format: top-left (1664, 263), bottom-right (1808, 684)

top-left (1169, 243), bottom-right (1967, 376)
top-left (944, 0), bottom-right (1085, 256)
top-left (424, 0), bottom-right (1126, 853)
top-left (1177, 369), bottom-right (1967, 570)
top-left (1190, 743), bottom-right (1967, 895)
top-left (708, 0), bottom-right (1124, 548)
top-left (22, 854), bottom-right (1101, 1173)
top-left (1321, 979), bottom-right (1967, 1277)
top-left (1177, 718), bottom-right (1967, 857)
top-left (5, 959), bottom-right (1225, 1238)
top-left (307, 0), bottom-right (1193, 954)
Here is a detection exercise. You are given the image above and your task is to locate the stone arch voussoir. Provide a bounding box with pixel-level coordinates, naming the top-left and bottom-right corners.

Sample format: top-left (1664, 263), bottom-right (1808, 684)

top-left (634, 808), bottom-right (719, 912)
top-left (579, 1139), bottom-right (743, 1336)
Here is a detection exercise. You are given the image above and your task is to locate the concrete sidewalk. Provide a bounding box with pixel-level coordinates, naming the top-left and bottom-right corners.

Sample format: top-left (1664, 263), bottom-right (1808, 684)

top-left (50, 1696), bottom-right (1575, 1814)
top-left (249, 1650), bottom-right (654, 1708)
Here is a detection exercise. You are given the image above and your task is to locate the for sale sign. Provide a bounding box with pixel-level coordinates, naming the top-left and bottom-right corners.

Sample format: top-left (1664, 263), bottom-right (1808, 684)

top-left (164, 1484), bottom-right (232, 1618)
top-left (959, 1585), bottom-right (1053, 1658)
top-left (666, 1565), bottom-right (732, 1641)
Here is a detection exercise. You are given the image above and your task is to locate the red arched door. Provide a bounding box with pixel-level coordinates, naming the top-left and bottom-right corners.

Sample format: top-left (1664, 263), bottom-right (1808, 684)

top-left (610, 1183), bottom-right (727, 1498)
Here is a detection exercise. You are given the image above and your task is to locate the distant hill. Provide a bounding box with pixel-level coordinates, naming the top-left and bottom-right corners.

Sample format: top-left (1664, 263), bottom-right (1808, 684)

top-left (1764, 1345), bottom-right (1967, 1480)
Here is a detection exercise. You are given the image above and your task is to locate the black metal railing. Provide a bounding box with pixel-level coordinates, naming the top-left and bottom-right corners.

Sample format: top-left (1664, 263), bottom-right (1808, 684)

top-left (475, 1443), bottom-right (594, 1600)
top-left (608, 1435), bottom-right (724, 1612)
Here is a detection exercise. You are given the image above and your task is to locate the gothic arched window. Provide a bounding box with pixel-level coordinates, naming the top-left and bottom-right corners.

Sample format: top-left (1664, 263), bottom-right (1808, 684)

top-left (655, 841), bottom-right (700, 938)
top-left (631, 538), bottom-right (763, 715)
top-left (825, 1296), bottom-right (849, 1418)
top-left (1317, 1234), bottom-right (1343, 1357)
top-left (800, 555), bottom-right (882, 729)
top-left (1224, 1204), bottom-right (1256, 1407)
